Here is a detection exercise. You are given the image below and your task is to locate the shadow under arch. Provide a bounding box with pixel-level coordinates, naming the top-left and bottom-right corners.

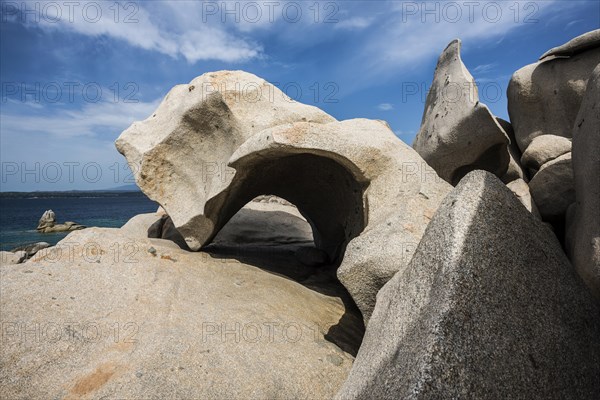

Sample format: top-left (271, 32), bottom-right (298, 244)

top-left (202, 151), bottom-right (370, 355)
top-left (204, 151), bottom-right (370, 264)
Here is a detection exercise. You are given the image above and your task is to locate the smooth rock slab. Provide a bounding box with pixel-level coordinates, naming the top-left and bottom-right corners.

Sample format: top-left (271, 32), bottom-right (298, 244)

top-left (336, 171), bottom-right (600, 400)
top-left (508, 31), bottom-right (600, 151)
top-left (529, 152), bottom-right (575, 223)
top-left (540, 29), bottom-right (600, 60)
top-left (566, 64), bottom-right (600, 299)
top-left (120, 212), bottom-right (161, 238)
top-left (0, 228), bottom-right (360, 399)
top-left (521, 134), bottom-right (572, 171)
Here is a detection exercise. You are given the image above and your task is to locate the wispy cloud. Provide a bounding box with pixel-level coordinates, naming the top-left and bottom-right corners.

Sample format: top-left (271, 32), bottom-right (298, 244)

top-left (0, 98), bottom-right (160, 190)
top-left (472, 63), bottom-right (498, 74)
top-left (475, 73), bottom-right (512, 84)
top-left (335, 16), bottom-right (374, 30)
top-left (178, 29), bottom-right (262, 63)
top-left (0, 99), bottom-right (159, 139)
top-left (356, 0), bottom-right (558, 74)
top-left (565, 19), bottom-right (584, 29)
top-left (394, 129), bottom-right (415, 137)
top-left (378, 103), bottom-right (394, 111)
top-left (5, 98), bottom-right (44, 109)
top-left (16, 0), bottom-right (262, 63)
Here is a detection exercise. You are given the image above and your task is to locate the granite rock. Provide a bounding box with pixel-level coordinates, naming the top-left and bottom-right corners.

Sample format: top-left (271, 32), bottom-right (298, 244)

top-left (336, 171), bottom-right (600, 399)
top-left (413, 40), bottom-right (510, 185)
top-left (566, 64), bottom-right (600, 299)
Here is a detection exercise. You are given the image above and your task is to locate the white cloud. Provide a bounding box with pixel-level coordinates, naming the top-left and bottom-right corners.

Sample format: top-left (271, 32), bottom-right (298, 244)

top-left (335, 17), bottom-right (374, 30)
top-left (378, 103), bottom-right (394, 111)
top-left (0, 97), bottom-right (162, 190)
top-left (0, 99), bottom-right (160, 139)
top-left (17, 0), bottom-right (262, 63)
top-left (5, 98), bottom-right (44, 109)
top-left (475, 74), bottom-right (512, 84)
top-left (565, 19), bottom-right (584, 29)
top-left (358, 1), bottom-right (559, 74)
top-left (472, 63), bottom-right (497, 74)
top-left (179, 29), bottom-right (262, 63)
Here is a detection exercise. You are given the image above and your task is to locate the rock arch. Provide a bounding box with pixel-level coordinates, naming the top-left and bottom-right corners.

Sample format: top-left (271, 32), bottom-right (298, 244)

top-left (202, 151), bottom-right (368, 262)
top-left (116, 71), bottom-right (452, 323)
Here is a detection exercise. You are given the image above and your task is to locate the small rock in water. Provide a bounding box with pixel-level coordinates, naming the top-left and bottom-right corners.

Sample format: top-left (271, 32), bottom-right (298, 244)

top-left (36, 209), bottom-right (85, 233)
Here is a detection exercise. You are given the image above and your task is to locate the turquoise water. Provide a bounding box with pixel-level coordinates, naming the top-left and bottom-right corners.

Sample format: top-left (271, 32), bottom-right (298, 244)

top-left (0, 193), bottom-right (158, 251)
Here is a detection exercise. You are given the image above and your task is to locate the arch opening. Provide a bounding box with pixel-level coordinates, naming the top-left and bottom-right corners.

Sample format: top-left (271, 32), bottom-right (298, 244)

top-left (205, 152), bottom-right (369, 264)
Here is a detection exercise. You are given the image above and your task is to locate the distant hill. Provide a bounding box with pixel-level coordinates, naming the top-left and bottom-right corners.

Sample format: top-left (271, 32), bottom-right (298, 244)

top-left (107, 184), bottom-right (141, 192)
top-left (0, 188), bottom-right (146, 199)
top-left (0, 184), bottom-right (142, 198)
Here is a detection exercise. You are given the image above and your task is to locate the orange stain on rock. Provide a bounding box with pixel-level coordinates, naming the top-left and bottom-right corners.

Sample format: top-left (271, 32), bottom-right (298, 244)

top-left (70, 362), bottom-right (118, 396)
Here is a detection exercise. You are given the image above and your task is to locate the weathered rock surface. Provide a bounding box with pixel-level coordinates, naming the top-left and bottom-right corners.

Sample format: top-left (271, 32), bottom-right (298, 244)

top-left (0, 227), bottom-right (363, 399)
top-left (566, 64), bottom-right (600, 299)
top-left (336, 171), bottom-right (600, 400)
top-left (413, 39), bottom-right (510, 185)
top-left (529, 152), bottom-right (575, 223)
top-left (116, 71), bottom-right (452, 323)
top-left (120, 212), bottom-right (162, 238)
top-left (508, 31), bottom-right (600, 151)
top-left (154, 216), bottom-right (189, 249)
top-left (118, 213), bottom-right (183, 251)
top-left (506, 178), bottom-right (540, 218)
top-left (540, 29), bottom-right (600, 60)
top-left (36, 209), bottom-right (85, 233)
top-left (0, 251), bottom-right (27, 265)
top-left (521, 134), bottom-right (572, 171)
top-left (146, 215), bottom-right (189, 250)
top-left (496, 117), bottom-right (527, 183)
top-left (121, 210), bottom-right (211, 252)
top-left (147, 215), bottom-right (164, 237)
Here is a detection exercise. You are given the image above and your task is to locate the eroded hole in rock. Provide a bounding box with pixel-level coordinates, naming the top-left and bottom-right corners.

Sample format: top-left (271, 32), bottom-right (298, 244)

top-left (204, 153), bottom-right (369, 261)
top-left (204, 194), bottom-right (365, 356)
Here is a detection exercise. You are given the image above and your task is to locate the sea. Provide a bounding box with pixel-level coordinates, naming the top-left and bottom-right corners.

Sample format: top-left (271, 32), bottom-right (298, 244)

top-left (0, 192), bottom-right (158, 251)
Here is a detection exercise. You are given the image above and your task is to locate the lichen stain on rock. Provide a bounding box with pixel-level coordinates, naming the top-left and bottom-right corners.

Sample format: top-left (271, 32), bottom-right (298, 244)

top-left (69, 362), bottom-right (118, 397)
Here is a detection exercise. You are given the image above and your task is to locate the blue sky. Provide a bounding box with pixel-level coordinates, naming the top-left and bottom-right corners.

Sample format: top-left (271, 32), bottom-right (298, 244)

top-left (1, 0), bottom-right (598, 191)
